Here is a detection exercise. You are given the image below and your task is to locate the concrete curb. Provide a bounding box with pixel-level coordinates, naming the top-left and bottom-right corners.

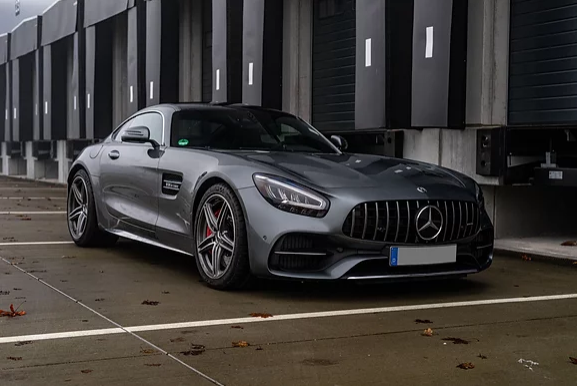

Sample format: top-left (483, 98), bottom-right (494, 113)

top-left (494, 245), bottom-right (577, 264)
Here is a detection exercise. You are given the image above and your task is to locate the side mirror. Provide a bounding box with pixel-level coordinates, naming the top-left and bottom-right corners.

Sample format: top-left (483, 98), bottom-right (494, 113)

top-left (121, 126), bottom-right (159, 148)
top-left (330, 135), bottom-right (348, 151)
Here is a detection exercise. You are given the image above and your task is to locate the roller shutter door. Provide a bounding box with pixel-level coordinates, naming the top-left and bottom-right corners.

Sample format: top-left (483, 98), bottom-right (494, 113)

top-left (509, 0), bottom-right (577, 125)
top-left (312, 0), bottom-right (356, 132)
top-left (202, 0), bottom-right (213, 102)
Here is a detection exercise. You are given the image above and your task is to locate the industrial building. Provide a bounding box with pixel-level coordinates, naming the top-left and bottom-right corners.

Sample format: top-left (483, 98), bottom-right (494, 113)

top-left (0, 0), bottom-right (576, 241)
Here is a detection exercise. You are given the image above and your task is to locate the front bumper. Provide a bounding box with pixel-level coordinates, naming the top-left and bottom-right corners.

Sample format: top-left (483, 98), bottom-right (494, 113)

top-left (237, 186), bottom-right (494, 281)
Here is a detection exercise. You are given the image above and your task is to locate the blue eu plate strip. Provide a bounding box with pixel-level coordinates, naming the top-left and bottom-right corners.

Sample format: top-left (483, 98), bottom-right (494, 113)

top-left (390, 247), bottom-right (398, 267)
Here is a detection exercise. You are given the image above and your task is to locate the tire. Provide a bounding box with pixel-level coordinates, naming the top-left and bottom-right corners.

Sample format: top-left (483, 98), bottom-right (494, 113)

top-left (193, 183), bottom-right (252, 290)
top-left (67, 169), bottom-right (118, 248)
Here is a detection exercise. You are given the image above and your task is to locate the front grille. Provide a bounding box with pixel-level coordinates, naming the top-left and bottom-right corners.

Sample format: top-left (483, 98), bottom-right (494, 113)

top-left (342, 200), bottom-right (480, 244)
top-left (269, 234), bottom-right (333, 273)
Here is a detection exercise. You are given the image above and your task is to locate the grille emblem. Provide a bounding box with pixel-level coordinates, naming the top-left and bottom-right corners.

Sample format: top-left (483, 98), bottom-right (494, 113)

top-left (417, 187), bottom-right (427, 193)
top-left (415, 205), bottom-right (444, 241)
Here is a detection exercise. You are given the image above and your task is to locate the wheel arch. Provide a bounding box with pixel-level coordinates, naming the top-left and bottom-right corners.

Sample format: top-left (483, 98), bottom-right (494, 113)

top-left (67, 162), bottom-right (106, 230)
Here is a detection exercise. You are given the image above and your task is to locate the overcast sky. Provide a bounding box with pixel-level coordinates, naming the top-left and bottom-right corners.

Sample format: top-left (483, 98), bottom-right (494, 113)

top-left (0, 0), bottom-right (55, 34)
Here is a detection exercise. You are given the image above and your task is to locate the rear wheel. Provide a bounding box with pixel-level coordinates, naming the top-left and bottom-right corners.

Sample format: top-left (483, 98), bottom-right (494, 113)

top-left (194, 184), bottom-right (251, 290)
top-left (67, 169), bottom-right (118, 248)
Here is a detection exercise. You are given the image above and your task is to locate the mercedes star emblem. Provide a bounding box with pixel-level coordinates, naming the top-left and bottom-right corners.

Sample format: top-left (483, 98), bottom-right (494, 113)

top-left (417, 187), bottom-right (427, 193)
top-left (415, 205), bottom-right (444, 241)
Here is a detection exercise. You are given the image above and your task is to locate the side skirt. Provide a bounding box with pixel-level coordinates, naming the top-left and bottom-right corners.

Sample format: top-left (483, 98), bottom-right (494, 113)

top-left (106, 229), bottom-right (194, 257)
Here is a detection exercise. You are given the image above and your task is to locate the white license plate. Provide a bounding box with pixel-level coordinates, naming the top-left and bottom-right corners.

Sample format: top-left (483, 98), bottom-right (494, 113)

top-left (389, 245), bottom-right (457, 267)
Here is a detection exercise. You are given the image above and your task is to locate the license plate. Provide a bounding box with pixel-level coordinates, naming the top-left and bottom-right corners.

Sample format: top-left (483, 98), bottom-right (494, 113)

top-left (389, 245), bottom-right (457, 267)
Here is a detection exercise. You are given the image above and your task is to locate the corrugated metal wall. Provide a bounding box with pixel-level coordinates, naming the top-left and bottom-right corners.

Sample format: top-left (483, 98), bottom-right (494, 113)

top-left (509, 0), bottom-right (577, 125)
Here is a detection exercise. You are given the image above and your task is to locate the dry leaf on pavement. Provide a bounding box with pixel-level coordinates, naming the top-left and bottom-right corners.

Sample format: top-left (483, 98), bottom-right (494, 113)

top-left (170, 337), bottom-right (185, 343)
top-left (415, 319), bottom-right (433, 324)
top-left (6, 357), bottom-right (22, 361)
top-left (145, 363), bottom-right (162, 367)
top-left (140, 349), bottom-right (155, 355)
top-left (478, 354), bottom-right (488, 360)
top-left (521, 254), bottom-right (531, 261)
top-left (422, 328), bottom-right (434, 337)
top-left (80, 369), bottom-right (93, 374)
top-left (232, 341), bottom-right (250, 348)
top-left (249, 312), bottom-right (273, 318)
top-left (561, 241), bottom-right (577, 246)
top-left (0, 304), bottom-right (26, 317)
top-left (570, 357), bottom-right (577, 365)
top-left (457, 362), bottom-right (475, 370)
top-left (141, 300), bottom-right (159, 306)
top-left (231, 325), bottom-right (244, 329)
top-left (180, 344), bottom-right (205, 356)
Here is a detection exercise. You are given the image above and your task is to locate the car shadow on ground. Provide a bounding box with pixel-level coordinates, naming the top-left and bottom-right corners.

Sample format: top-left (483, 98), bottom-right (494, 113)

top-left (111, 239), bottom-right (490, 304)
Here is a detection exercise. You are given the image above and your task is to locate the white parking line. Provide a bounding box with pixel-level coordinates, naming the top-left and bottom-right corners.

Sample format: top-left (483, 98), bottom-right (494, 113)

top-left (0, 197), bottom-right (65, 200)
top-left (0, 241), bottom-right (73, 247)
top-left (1, 293), bottom-right (576, 344)
top-left (0, 211), bottom-right (66, 215)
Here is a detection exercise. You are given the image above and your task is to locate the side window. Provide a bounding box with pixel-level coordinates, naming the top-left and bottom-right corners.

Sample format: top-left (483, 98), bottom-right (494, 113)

top-left (129, 112), bottom-right (164, 145)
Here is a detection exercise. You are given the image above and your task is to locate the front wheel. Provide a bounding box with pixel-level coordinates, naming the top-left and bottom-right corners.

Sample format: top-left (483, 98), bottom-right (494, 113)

top-left (67, 169), bottom-right (118, 248)
top-left (193, 184), bottom-right (251, 290)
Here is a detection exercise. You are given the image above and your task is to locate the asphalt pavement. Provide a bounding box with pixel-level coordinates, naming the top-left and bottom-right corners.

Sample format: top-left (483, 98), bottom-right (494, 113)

top-left (0, 175), bottom-right (576, 386)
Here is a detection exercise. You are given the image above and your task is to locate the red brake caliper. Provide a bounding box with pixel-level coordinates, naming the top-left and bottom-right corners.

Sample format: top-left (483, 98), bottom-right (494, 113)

top-left (206, 209), bottom-right (221, 240)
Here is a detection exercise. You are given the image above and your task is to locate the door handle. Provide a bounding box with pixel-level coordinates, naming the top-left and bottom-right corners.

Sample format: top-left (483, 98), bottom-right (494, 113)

top-left (108, 150), bottom-right (120, 160)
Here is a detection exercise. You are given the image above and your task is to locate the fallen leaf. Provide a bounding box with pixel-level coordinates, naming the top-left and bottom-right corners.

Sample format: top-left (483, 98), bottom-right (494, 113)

top-left (0, 291), bottom-right (10, 296)
top-left (60, 280), bottom-right (68, 283)
top-left (478, 354), bottom-right (488, 360)
top-left (142, 300), bottom-right (159, 306)
top-left (457, 362), bottom-right (475, 370)
top-left (514, 285), bottom-right (520, 287)
top-left (28, 270), bottom-right (47, 273)
top-left (180, 344), bottom-right (205, 356)
top-left (61, 255), bottom-right (76, 259)
top-left (232, 341), bottom-right (250, 348)
top-left (95, 298), bottom-right (105, 302)
top-left (141, 349), bottom-right (155, 355)
top-left (561, 241), bottom-right (577, 246)
top-left (170, 337), bottom-right (185, 343)
top-left (6, 357), bottom-right (22, 361)
top-left (570, 357), bottom-right (577, 365)
top-left (521, 254), bottom-right (531, 261)
top-left (443, 337), bottom-right (470, 345)
top-left (19, 217), bottom-right (32, 221)
top-left (0, 304), bottom-right (26, 317)
top-left (13, 288), bottom-right (22, 291)
top-left (422, 328), bottom-right (434, 337)
top-left (14, 341), bottom-right (32, 347)
top-left (81, 320), bottom-right (88, 323)
top-left (80, 369), bottom-right (93, 374)
top-left (144, 363), bottom-right (162, 367)
top-left (256, 346), bottom-right (263, 351)
top-left (415, 319), bottom-right (433, 324)
top-left (161, 291), bottom-right (170, 294)
top-left (230, 325), bottom-right (244, 329)
top-left (249, 312), bottom-right (273, 318)
top-left (15, 297), bottom-right (26, 300)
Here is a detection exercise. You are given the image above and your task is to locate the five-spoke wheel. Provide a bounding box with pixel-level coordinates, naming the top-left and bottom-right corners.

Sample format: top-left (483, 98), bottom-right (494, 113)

top-left (68, 176), bottom-right (89, 239)
top-left (194, 184), bottom-right (250, 290)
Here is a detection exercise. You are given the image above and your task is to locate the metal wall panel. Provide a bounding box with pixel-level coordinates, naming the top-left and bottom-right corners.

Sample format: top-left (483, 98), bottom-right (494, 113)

top-left (41, 0), bottom-right (78, 46)
top-left (84, 0), bottom-right (130, 28)
top-left (85, 26), bottom-right (95, 139)
top-left (312, 0), bottom-right (356, 132)
top-left (10, 17), bottom-right (41, 60)
top-left (202, 0), bottom-right (213, 102)
top-left (354, 0), bottom-right (386, 130)
top-left (127, 6), bottom-right (144, 114)
top-left (242, 0), bottom-right (283, 108)
top-left (509, 0), bottom-right (577, 125)
top-left (4, 62), bottom-right (10, 142)
top-left (411, 0), bottom-right (453, 128)
top-left (242, 0), bottom-right (265, 105)
top-left (42, 45), bottom-right (51, 139)
top-left (48, 38), bottom-right (68, 140)
top-left (33, 48), bottom-right (43, 140)
top-left (17, 54), bottom-right (34, 142)
top-left (0, 34), bottom-right (9, 64)
top-left (145, 0), bottom-right (161, 106)
top-left (0, 64), bottom-right (5, 140)
top-left (212, 0), bottom-right (243, 103)
top-left (12, 58), bottom-right (19, 142)
top-left (94, 22), bottom-right (114, 139)
top-left (67, 32), bottom-right (84, 139)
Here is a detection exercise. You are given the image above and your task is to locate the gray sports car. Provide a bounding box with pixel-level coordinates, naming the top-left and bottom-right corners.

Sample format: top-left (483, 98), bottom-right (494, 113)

top-left (66, 103), bottom-right (494, 290)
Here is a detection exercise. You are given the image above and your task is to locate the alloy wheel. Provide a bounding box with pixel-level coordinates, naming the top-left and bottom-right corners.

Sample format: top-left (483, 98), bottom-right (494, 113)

top-left (68, 176), bottom-right (89, 239)
top-left (196, 194), bottom-right (236, 280)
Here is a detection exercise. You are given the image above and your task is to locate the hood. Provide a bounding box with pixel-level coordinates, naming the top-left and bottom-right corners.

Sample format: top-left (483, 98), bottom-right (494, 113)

top-left (228, 151), bottom-right (473, 196)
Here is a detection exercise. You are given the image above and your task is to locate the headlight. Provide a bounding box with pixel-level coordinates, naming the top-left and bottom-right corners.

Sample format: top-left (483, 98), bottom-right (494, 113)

top-left (253, 174), bottom-right (329, 217)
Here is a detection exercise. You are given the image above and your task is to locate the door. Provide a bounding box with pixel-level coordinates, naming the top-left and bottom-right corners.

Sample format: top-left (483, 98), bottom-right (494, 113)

top-left (99, 111), bottom-right (164, 236)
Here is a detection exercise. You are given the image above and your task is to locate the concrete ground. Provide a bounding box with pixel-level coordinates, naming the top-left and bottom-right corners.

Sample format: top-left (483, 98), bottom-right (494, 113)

top-left (1, 176), bottom-right (576, 386)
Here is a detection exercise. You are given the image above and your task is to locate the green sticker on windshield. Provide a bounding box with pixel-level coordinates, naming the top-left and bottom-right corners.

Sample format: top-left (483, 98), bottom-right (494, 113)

top-left (178, 139), bottom-right (189, 146)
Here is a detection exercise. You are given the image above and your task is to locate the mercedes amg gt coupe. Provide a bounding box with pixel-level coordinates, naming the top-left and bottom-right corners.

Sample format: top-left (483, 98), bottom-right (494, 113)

top-left (66, 103), bottom-right (494, 290)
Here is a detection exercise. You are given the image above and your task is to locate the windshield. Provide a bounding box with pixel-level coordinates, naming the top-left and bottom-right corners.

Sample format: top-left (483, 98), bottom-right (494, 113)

top-left (170, 107), bottom-right (340, 153)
